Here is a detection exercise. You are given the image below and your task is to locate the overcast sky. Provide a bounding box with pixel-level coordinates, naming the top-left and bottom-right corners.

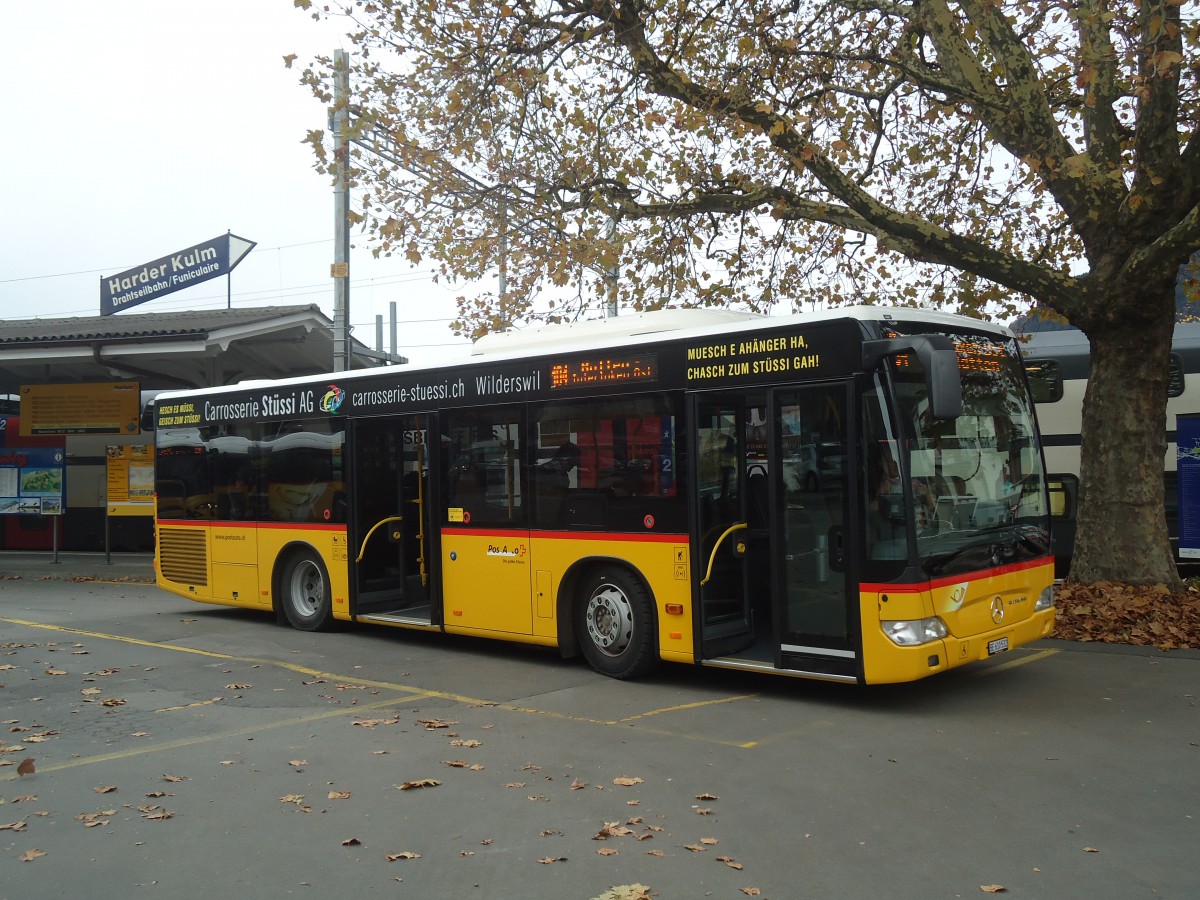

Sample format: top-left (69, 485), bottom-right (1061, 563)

top-left (0, 1), bottom-right (473, 364)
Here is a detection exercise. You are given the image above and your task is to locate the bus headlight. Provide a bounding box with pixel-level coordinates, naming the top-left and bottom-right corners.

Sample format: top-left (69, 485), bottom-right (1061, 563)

top-left (882, 616), bottom-right (948, 647)
top-left (1035, 585), bottom-right (1054, 611)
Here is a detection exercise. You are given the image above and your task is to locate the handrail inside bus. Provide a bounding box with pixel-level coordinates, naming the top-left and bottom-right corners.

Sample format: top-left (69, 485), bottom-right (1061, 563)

top-left (355, 516), bottom-right (404, 564)
top-left (416, 432), bottom-right (427, 587)
top-left (700, 522), bottom-right (749, 586)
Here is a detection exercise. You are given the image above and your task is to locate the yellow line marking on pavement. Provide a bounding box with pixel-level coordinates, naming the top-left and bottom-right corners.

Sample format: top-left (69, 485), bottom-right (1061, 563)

top-left (156, 698), bottom-right (226, 712)
top-left (618, 693), bottom-right (759, 722)
top-left (976, 648), bottom-right (1059, 675)
top-left (0, 615), bottom-right (768, 750)
top-left (2, 696), bottom-right (427, 780)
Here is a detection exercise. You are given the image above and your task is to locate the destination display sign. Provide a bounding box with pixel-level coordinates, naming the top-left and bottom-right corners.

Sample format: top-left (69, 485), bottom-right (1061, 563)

top-left (550, 353), bottom-right (658, 389)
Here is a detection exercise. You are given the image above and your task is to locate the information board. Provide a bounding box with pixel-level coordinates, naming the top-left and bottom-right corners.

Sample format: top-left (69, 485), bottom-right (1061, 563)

top-left (19, 382), bottom-right (141, 436)
top-left (0, 446), bottom-right (66, 516)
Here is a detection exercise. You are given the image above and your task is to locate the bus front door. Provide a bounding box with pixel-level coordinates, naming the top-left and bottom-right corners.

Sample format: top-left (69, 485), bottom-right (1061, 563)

top-left (773, 385), bottom-right (858, 680)
top-left (350, 415), bottom-right (431, 621)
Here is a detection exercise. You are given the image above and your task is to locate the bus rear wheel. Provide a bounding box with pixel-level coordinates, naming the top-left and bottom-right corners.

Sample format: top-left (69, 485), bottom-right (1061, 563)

top-left (281, 549), bottom-right (333, 631)
top-left (576, 567), bottom-right (657, 679)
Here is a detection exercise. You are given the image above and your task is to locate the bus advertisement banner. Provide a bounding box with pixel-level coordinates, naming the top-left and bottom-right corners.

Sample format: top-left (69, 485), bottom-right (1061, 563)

top-left (156, 318), bottom-right (865, 431)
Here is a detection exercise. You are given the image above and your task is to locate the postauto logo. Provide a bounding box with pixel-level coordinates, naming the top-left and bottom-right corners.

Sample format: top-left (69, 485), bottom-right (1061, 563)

top-left (320, 384), bottom-right (345, 414)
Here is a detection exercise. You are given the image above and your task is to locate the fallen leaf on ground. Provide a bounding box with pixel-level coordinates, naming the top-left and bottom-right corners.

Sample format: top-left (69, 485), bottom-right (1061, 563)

top-left (416, 718), bottom-right (456, 730)
top-left (591, 885), bottom-right (652, 900)
top-left (342, 838), bottom-right (361, 846)
top-left (980, 886), bottom-right (1007, 894)
top-left (20, 848), bottom-right (46, 862)
top-left (17, 758), bottom-right (35, 776)
top-left (612, 776), bottom-right (643, 786)
top-left (396, 779), bottom-right (441, 790)
top-left (328, 791), bottom-right (351, 800)
top-left (385, 851), bottom-right (420, 860)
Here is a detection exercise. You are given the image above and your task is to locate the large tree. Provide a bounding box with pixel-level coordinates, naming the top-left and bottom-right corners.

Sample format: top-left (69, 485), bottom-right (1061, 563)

top-left (298, 0), bottom-right (1200, 589)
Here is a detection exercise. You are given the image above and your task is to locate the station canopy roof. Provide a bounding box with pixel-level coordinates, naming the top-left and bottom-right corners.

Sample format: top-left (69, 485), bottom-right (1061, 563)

top-left (0, 305), bottom-right (380, 393)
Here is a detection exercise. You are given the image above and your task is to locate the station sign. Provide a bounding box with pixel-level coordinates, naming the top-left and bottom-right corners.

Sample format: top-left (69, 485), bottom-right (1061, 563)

top-left (100, 233), bottom-right (256, 316)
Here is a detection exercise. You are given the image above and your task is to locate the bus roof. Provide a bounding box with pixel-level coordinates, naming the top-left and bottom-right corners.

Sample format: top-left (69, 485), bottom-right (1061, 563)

top-left (154, 305), bottom-right (1012, 401)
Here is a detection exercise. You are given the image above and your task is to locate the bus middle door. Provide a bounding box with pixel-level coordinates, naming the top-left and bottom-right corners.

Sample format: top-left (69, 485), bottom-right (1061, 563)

top-left (693, 395), bottom-right (771, 659)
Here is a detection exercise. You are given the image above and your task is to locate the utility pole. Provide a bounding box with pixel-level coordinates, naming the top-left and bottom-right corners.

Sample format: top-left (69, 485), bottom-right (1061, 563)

top-left (332, 49), bottom-right (351, 371)
top-left (605, 215), bottom-right (619, 317)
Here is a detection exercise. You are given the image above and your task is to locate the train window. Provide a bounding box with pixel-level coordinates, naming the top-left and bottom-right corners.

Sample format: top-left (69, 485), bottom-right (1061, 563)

top-left (1168, 353), bottom-right (1185, 398)
top-left (1024, 359), bottom-right (1063, 403)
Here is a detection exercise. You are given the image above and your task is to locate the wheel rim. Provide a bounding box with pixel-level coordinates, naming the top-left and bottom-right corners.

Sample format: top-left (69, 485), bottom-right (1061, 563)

top-left (584, 584), bottom-right (634, 657)
top-left (288, 560), bottom-right (324, 618)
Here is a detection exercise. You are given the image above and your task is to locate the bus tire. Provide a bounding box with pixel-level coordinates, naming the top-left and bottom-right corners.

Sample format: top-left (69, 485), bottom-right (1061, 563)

top-left (280, 549), bottom-right (334, 632)
top-left (576, 566), bottom-right (657, 679)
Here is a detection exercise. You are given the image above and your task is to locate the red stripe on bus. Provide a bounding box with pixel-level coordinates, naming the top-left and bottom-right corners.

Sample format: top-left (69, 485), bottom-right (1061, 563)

top-left (441, 527), bottom-right (685, 543)
top-left (860, 556), bottom-right (1053, 593)
top-left (157, 519), bottom-right (345, 532)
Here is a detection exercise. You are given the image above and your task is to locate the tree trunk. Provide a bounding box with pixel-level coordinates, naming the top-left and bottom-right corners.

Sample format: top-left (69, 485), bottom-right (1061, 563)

top-left (1071, 310), bottom-right (1181, 589)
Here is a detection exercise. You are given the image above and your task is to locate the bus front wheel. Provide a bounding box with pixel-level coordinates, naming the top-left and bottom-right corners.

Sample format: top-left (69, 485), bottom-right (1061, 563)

top-left (281, 550), bottom-right (333, 631)
top-left (576, 567), bottom-right (657, 679)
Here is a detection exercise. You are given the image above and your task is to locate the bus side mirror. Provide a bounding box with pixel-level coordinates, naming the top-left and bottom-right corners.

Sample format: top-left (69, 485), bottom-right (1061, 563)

top-left (862, 335), bottom-right (963, 420)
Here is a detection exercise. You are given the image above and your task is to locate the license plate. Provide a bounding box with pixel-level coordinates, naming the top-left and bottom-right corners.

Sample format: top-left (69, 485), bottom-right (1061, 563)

top-left (987, 637), bottom-right (1009, 656)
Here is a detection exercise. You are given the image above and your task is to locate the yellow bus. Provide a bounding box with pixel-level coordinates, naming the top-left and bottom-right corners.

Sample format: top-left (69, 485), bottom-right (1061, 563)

top-left (153, 307), bottom-right (1056, 684)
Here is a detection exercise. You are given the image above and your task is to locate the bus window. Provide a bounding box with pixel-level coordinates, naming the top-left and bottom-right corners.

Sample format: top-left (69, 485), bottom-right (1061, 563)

top-left (262, 421), bottom-right (345, 524)
top-left (445, 407), bottom-right (525, 526)
top-left (533, 394), bottom-right (681, 530)
top-left (155, 429), bottom-right (214, 519)
top-left (1023, 359), bottom-right (1063, 403)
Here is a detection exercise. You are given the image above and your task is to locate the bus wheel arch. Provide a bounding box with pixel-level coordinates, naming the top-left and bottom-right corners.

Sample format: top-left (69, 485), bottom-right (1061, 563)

top-left (275, 543), bottom-right (334, 632)
top-left (562, 558), bottom-right (659, 680)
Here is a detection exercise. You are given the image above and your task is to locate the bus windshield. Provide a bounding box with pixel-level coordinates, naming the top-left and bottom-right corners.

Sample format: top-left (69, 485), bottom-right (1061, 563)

top-left (865, 330), bottom-right (1050, 576)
